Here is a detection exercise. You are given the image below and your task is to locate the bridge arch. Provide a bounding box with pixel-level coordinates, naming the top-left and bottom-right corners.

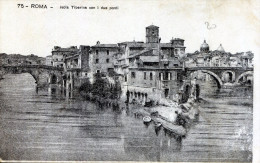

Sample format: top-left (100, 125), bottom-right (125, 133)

top-left (201, 70), bottom-right (223, 88)
top-left (235, 71), bottom-right (253, 84)
top-left (221, 70), bottom-right (235, 83)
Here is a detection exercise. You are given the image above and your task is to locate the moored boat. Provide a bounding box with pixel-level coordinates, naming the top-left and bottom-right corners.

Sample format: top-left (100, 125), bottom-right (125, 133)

top-left (143, 116), bottom-right (152, 123)
top-left (154, 121), bottom-right (162, 128)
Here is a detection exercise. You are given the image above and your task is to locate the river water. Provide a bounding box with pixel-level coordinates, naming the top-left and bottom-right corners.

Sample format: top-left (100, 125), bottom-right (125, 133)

top-left (0, 73), bottom-right (253, 162)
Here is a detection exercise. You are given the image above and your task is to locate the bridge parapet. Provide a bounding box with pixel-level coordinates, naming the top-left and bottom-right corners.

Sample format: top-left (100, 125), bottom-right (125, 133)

top-left (1, 65), bottom-right (63, 71)
top-left (186, 67), bottom-right (253, 71)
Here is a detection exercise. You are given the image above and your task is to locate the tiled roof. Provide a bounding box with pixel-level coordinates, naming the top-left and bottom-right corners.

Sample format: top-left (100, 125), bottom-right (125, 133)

top-left (127, 49), bottom-right (154, 59)
top-left (119, 42), bottom-right (146, 48)
top-left (52, 47), bottom-right (78, 52)
top-left (140, 56), bottom-right (159, 62)
top-left (91, 44), bottom-right (118, 48)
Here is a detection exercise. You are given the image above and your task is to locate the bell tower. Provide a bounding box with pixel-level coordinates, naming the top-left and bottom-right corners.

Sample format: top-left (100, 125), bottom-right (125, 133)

top-left (146, 25), bottom-right (159, 43)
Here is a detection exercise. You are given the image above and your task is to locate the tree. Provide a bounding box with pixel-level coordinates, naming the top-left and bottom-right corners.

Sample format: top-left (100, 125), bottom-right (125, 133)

top-left (92, 73), bottom-right (110, 98)
top-left (79, 78), bottom-right (92, 93)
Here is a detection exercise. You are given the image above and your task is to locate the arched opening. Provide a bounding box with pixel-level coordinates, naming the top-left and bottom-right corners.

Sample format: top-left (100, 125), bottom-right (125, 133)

top-left (164, 88), bottom-right (169, 98)
top-left (195, 84), bottom-right (200, 99)
top-left (201, 70), bottom-right (222, 89)
top-left (182, 85), bottom-right (190, 103)
top-left (222, 71), bottom-right (235, 83)
top-left (236, 71), bottom-right (253, 86)
top-left (51, 74), bottom-right (57, 84)
top-left (191, 70), bottom-right (222, 89)
top-left (188, 70), bottom-right (222, 98)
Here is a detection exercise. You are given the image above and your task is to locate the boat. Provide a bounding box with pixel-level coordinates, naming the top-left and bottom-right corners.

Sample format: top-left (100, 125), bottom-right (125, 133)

top-left (153, 117), bottom-right (186, 136)
top-left (143, 116), bottom-right (152, 123)
top-left (154, 121), bottom-right (162, 128)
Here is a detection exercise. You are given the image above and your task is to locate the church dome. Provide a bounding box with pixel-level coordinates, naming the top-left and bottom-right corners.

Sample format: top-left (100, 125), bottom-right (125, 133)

top-left (200, 40), bottom-right (209, 52)
top-left (217, 44), bottom-right (225, 52)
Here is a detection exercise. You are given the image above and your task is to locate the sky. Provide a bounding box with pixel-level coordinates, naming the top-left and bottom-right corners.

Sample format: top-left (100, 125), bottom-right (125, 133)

top-left (0, 0), bottom-right (259, 57)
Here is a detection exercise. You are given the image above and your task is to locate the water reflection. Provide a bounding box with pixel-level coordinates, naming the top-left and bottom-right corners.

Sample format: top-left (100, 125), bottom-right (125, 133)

top-left (123, 121), bottom-right (182, 162)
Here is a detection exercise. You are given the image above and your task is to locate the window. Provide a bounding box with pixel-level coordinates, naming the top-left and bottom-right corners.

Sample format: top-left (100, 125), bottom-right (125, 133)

top-left (131, 72), bottom-right (136, 78)
top-left (97, 70), bottom-right (100, 73)
top-left (125, 76), bottom-right (127, 82)
top-left (106, 59), bottom-right (109, 63)
top-left (150, 72), bottom-right (153, 80)
top-left (96, 50), bottom-right (99, 55)
top-left (96, 59), bottom-right (99, 63)
top-left (144, 72), bottom-right (146, 80)
top-left (107, 50), bottom-right (109, 55)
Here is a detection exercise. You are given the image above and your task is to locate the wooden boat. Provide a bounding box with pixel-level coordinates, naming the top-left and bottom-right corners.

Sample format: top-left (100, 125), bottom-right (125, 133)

top-left (154, 121), bottom-right (162, 128)
top-left (153, 117), bottom-right (186, 136)
top-left (143, 116), bottom-right (152, 123)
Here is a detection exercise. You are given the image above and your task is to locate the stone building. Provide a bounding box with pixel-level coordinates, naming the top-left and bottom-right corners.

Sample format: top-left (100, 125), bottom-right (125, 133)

top-left (185, 40), bottom-right (254, 68)
top-left (114, 25), bottom-right (186, 105)
top-left (51, 46), bottom-right (78, 67)
top-left (88, 42), bottom-right (119, 83)
top-left (63, 45), bottom-right (90, 91)
top-left (45, 55), bottom-right (53, 66)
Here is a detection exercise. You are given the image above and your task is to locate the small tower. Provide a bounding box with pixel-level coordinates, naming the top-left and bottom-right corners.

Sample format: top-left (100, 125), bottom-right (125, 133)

top-left (146, 25), bottom-right (159, 43)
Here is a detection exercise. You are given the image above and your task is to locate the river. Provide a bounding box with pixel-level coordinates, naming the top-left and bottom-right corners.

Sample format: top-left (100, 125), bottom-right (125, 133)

top-left (0, 73), bottom-right (253, 162)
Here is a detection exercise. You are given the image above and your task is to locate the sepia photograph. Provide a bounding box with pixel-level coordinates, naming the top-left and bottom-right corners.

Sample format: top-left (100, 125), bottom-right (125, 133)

top-left (0, 0), bottom-right (259, 162)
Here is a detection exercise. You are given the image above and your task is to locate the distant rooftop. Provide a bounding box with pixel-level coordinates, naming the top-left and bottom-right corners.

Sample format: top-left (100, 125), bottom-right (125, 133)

top-left (91, 41), bottom-right (118, 48)
top-left (52, 46), bottom-right (78, 52)
top-left (146, 25), bottom-right (159, 29)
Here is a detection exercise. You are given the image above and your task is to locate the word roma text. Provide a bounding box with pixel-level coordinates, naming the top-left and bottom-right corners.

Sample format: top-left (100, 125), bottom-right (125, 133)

top-left (17, 4), bottom-right (48, 9)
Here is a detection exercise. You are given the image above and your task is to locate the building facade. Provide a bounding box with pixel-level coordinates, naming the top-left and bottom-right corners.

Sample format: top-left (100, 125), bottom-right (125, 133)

top-left (63, 45), bottom-right (91, 91)
top-left (87, 42), bottom-right (119, 83)
top-left (114, 25), bottom-right (186, 105)
top-left (45, 55), bottom-right (53, 66)
top-left (51, 46), bottom-right (78, 68)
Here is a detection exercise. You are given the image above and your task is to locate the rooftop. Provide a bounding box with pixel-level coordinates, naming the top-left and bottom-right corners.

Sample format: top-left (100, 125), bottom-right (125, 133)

top-left (91, 44), bottom-right (118, 48)
top-left (146, 25), bottom-right (159, 29)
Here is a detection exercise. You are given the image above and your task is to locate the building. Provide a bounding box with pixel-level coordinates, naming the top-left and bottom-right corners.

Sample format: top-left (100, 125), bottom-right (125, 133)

top-left (51, 46), bottom-right (78, 67)
top-left (88, 41), bottom-right (119, 83)
top-left (45, 55), bottom-right (53, 66)
top-left (63, 45), bottom-right (90, 90)
top-left (185, 40), bottom-right (254, 68)
top-left (114, 25), bottom-right (186, 105)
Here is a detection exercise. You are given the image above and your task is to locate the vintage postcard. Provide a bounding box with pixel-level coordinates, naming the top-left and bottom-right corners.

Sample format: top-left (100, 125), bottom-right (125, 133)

top-left (0, 0), bottom-right (259, 162)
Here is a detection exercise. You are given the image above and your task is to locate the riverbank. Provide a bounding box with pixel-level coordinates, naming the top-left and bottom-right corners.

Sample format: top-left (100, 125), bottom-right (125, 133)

top-left (79, 87), bottom-right (200, 137)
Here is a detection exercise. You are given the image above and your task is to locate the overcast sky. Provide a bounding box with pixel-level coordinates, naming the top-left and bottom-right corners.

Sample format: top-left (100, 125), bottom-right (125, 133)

top-left (0, 0), bottom-right (259, 57)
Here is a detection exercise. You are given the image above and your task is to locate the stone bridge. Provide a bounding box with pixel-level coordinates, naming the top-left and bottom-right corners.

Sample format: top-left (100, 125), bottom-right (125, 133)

top-left (185, 67), bottom-right (253, 88)
top-left (0, 65), bottom-right (64, 87)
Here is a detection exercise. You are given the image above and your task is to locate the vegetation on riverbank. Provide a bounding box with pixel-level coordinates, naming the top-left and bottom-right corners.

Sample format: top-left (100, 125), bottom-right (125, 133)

top-left (79, 73), bottom-right (122, 101)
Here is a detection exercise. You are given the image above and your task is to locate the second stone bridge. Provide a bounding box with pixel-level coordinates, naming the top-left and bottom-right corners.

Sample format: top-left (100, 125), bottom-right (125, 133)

top-left (185, 66), bottom-right (253, 88)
